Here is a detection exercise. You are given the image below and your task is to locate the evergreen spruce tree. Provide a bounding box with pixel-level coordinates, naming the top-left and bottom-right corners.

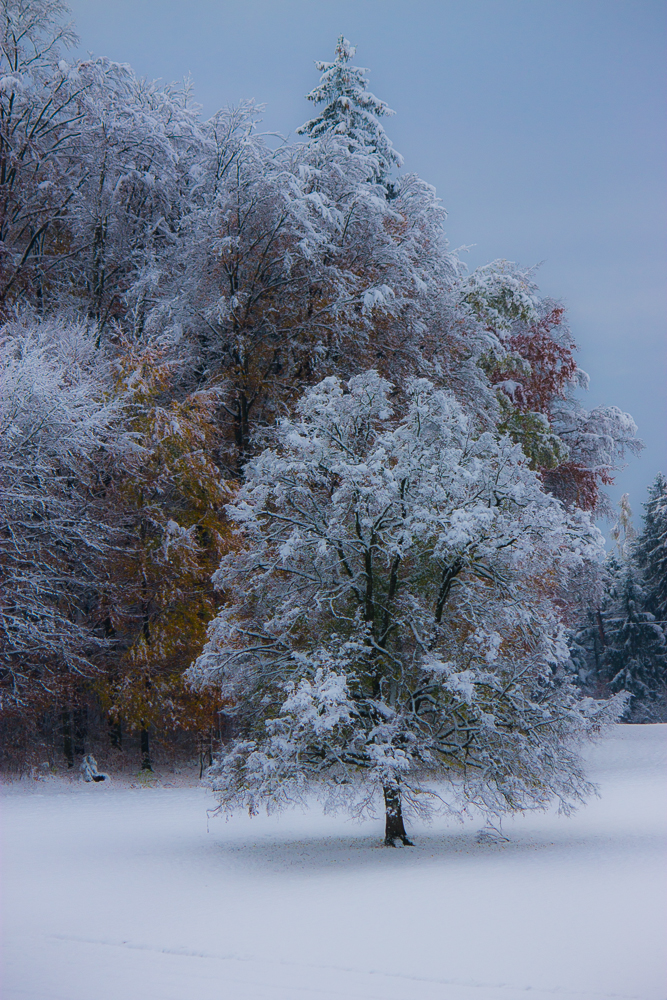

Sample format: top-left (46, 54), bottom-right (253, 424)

top-left (567, 555), bottom-right (620, 695)
top-left (635, 473), bottom-right (667, 627)
top-left (604, 567), bottom-right (667, 716)
top-left (296, 35), bottom-right (403, 182)
top-left (568, 486), bottom-right (667, 718)
top-left (569, 612), bottom-right (606, 692)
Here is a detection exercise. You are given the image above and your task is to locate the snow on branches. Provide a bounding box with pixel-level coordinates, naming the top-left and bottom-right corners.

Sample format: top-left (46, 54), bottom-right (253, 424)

top-left (0, 8), bottom-right (644, 776)
top-left (297, 35), bottom-right (403, 182)
top-left (0, 313), bottom-right (124, 699)
top-left (190, 372), bottom-right (625, 842)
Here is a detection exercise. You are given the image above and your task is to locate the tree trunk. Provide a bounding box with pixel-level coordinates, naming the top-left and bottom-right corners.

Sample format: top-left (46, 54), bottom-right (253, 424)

top-left (73, 706), bottom-right (87, 759)
top-left (62, 709), bottom-right (74, 768)
top-left (198, 729), bottom-right (214, 778)
top-left (234, 390), bottom-right (251, 478)
top-left (108, 715), bottom-right (122, 750)
top-left (140, 727), bottom-right (152, 771)
top-left (383, 784), bottom-right (414, 846)
top-left (596, 609), bottom-right (607, 649)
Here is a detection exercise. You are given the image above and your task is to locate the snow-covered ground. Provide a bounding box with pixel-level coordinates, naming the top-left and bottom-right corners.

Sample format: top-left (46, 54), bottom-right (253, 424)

top-left (2, 725), bottom-right (665, 1000)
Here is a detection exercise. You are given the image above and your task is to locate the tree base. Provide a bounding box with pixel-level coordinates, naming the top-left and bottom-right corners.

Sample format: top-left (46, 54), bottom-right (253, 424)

top-left (383, 784), bottom-right (414, 847)
top-left (384, 834), bottom-right (415, 847)
top-left (140, 727), bottom-right (152, 771)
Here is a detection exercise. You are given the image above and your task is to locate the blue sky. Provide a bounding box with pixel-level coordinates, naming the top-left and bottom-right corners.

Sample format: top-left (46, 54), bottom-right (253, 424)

top-left (68, 0), bottom-right (666, 534)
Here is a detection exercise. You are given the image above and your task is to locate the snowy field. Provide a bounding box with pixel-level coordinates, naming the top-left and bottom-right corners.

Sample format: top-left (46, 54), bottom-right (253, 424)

top-left (2, 725), bottom-right (665, 1000)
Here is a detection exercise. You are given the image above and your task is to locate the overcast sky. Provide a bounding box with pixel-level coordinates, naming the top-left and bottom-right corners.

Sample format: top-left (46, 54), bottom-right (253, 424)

top-left (67, 0), bottom-right (666, 536)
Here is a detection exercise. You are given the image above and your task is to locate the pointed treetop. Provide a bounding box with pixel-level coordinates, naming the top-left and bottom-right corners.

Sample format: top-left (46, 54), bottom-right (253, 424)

top-left (611, 492), bottom-right (636, 561)
top-left (296, 35), bottom-right (403, 181)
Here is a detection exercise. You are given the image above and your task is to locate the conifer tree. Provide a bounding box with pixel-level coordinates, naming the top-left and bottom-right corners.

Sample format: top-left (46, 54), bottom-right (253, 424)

top-left (604, 567), bottom-right (667, 714)
top-left (567, 491), bottom-right (667, 717)
top-left (635, 473), bottom-right (667, 626)
top-left (297, 35), bottom-right (402, 182)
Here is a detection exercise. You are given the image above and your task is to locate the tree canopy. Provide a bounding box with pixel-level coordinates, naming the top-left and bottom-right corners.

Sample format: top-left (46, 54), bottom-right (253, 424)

top-left (0, 4), bottom-right (650, 817)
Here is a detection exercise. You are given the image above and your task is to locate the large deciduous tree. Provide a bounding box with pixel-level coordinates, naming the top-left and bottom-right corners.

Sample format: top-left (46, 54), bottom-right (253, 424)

top-left (94, 343), bottom-right (232, 769)
top-left (173, 113), bottom-right (456, 472)
top-left (189, 372), bottom-right (624, 844)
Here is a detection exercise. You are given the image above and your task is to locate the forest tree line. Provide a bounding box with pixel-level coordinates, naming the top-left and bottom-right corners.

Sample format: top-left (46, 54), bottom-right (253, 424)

top-left (1, 1), bottom-right (664, 786)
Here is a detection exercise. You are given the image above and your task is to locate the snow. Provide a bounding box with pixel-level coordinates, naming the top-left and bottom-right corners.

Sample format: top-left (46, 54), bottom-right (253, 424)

top-left (2, 724), bottom-right (665, 1000)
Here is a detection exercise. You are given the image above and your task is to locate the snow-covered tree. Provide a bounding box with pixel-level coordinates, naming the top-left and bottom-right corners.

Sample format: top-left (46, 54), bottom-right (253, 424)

top-left (604, 567), bottom-right (667, 716)
top-left (0, 312), bottom-right (123, 704)
top-left (297, 35), bottom-right (402, 183)
top-left (94, 341), bottom-right (232, 770)
top-left (635, 473), bottom-right (667, 626)
top-left (0, 2), bottom-right (199, 324)
top-left (60, 58), bottom-right (200, 328)
top-left (610, 492), bottom-right (637, 560)
top-left (481, 293), bottom-right (642, 514)
top-left (0, 313), bottom-right (231, 765)
top-left (0, 3), bottom-right (645, 770)
top-left (568, 487), bottom-right (667, 718)
top-left (172, 111), bottom-right (455, 472)
top-left (189, 371), bottom-right (623, 844)
top-left (0, 0), bottom-right (86, 312)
